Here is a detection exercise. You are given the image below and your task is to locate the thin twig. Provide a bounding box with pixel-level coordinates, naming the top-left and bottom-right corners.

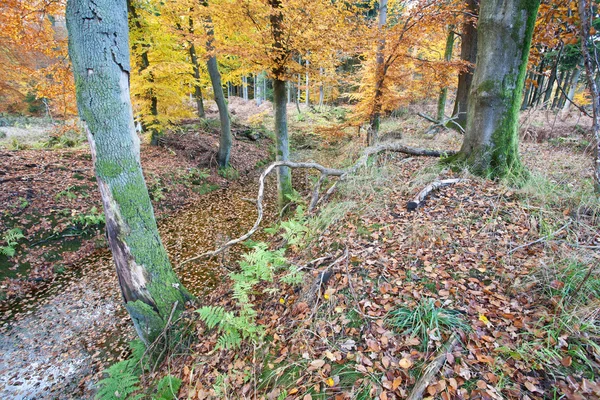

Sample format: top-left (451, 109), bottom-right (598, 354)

top-left (508, 221), bottom-right (571, 254)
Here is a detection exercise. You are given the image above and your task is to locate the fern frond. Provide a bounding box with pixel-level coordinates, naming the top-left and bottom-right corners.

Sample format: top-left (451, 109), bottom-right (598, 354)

top-left (196, 306), bottom-right (226, 329)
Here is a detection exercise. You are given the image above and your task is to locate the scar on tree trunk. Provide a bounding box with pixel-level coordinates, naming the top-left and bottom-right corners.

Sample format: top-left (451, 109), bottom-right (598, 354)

top-left (67, 0), bottom-right (191, 347)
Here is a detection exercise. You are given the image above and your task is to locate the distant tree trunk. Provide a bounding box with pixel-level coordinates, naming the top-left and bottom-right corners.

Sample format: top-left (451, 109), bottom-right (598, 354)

top-left (255, 74), bottom-right (262, 105)
top-left (561, 67), bottom-right (581, 115)
top-left (558, 69), bottom-right (572, 109)
top-left (551, 69), bottom-right (565, 109)
top-left (66, 0), bottom-right (190, 346)
top-left (242, 76), bottom-right (249, 101)
top-left (577, 0), bottom-right (600, 192)
top-left (187, 16), bottom-right (205, 119)
top-left (367, 0), bottom-right (388, 145)
top-left (543, 45), bottom-right (562, 108)
top-left (319, 67), bottom-right (324, 107)
top-left (202, 5), bottom-right (231, 167)
top-left (269, 0), bottom-right (292, 207)
top-left (449, 0), bottom-right (478, 132)
top-left (305, 59), bottom-right (310, 106)
top-left (263, 73), bottom-right (268, 101)
top-left (127, 0), bottom-right (160, 145)
top-left (521, 71), bottom-right (533, 110)
top-left (535, 60), bottom-right (548, 108)
top-left (453, 0), bottom-right (540, 178)
top-left (287, 81), bottom-right (291, 103)
top-left (437, 28), bottom-right (455, 122)
top-left (296, 71), bottom-right (301, 111)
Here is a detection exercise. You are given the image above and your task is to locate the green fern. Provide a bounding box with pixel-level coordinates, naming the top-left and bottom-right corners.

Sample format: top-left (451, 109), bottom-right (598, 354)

top-left (1, 228), bottom-right (24, 258)
top-left (152, 375), bottom-right (182, 400)
top-left (217, 329), bottom-right (242, 349)
top-left (196, 306), bottom-right (226, 329)
top-left (95, 359), bottom-right (143, 400)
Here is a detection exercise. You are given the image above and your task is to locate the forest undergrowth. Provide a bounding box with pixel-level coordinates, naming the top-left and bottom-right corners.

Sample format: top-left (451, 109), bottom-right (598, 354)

top-left (117, 109), bottom-right (600, 400)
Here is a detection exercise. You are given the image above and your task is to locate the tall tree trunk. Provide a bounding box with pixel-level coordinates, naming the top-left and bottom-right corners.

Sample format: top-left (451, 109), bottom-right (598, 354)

top-left (551, 69), bottom-right (565, 109)
top-left (530, 57), bottom-right (546, 107)
top-left (577, 0), bottom-right (600, 192)
top-left (437, 28), bottom-right (455, 122)
top-left (243, 76), bottom-right (249, 101)
top-left (207, 56), bottom-right (231, 167)
top-left (561, 67), bottom-right (581, 115)
top-left (543, 45), bottom-right (563, 108)
top-left (454, 0), bottom-right (540, 178)
top-left (188, 16), bottom-right (206, 119)
top-left (557, 69), bottom-right (572, 109)
top-left (202, 6), bottom-right (231, 167)
top-left (319, 67), bottom-right (324, 108)
top-left (66, 0), bottom-right (189, 346)
top-left (367, 0), bottom-right (388, 145)
top-left (305, 59), bottom-right (310, 106)
top-left (269, 0), bottom-right (292, 206)
top-left (287, 81), bottom-right (291, 103)
top-left (127, 0), bottom-right (160, 145)
top-left (255, 74), bottom-right (262, 105)
top-left (521, 71), bottom-right (533, 110)
top-left (449, 0), bottom-right (478, 131)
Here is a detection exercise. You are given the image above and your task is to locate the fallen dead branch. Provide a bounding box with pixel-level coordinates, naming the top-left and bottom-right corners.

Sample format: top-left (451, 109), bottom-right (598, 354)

top-left (406, 333), bottom-right (461, 400)
top-left (180, 142), bottom-right (456, 266)
top-left (417, 113), bottom-right (466, 135)
top-left (407, 179), bottom-right (466, 210)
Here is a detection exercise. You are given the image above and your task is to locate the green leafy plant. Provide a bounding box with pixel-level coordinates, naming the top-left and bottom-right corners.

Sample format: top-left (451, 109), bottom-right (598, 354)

top-left (218, 166), bottom-right (240, 180)
top-left (151, 375), bottom-right (182, 400)
top-left (387, 298), bottom-right (469, 350)
top-left (96, 340), bottom-right (144, 400)
top-left (0, 228), bottom-right (25, 257)
top-left (56, 186), bottom-right (78, 200)
top-left (197, 243), bottom-right (287, 349)
top-left (71, 207), bottom-right (105, 232)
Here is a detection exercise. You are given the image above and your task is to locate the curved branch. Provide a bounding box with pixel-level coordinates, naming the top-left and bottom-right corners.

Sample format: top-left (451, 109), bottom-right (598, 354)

top-left (180, 142), bottom-right (456, 265)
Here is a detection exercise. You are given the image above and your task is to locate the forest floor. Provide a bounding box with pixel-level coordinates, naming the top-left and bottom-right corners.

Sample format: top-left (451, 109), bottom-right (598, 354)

top-left (1, 100), bottom-right (599, 399)
top-left (158, 105), bottom-right (599, 400)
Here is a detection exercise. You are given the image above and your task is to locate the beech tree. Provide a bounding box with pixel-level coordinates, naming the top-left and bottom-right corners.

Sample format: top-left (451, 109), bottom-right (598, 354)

top-left (577, 0), bottom-right (600, 192)
top-left (202, 1), bottom-right (232, 168)
top-left (66, 0), bottom-right (189, 345)
top-left (449, 0), bottom-right (478, 131)
top-left (453, 0), bottom-right (540, 178)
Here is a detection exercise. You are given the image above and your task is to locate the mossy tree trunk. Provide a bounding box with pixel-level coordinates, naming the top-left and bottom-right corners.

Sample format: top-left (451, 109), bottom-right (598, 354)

top-left (449, 0), bottom-right (478, 132)
top-left (437, 28), bottom-right (455, 122)
top-left (454, 0), bottom-right (540, 179)
top-left (66, 0), bottom-right (190, 346)
top-left (269, 0), bottom-right (293, 207)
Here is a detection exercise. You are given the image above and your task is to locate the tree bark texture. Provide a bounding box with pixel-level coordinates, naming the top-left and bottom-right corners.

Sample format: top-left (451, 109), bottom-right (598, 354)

top-left (269, 0), bottom-right (292, 207)
top-left (66, 0), bottom-right (189, 346)
top-left (449, 0), bottom-right (478, 131)
top-left (577, 0), bottom-right (600, 192)
top-left (457, 0), bottom-right (540, 178)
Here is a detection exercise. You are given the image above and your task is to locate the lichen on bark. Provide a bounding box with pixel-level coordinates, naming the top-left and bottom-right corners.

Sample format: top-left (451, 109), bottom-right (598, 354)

top-left (66, 0), bottom-right (191, 347)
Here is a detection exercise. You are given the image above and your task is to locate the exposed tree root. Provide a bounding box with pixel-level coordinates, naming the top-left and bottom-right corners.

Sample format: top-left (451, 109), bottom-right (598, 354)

top-left (180, 142), bottom-right (456, 266)
top-left (406, 333), bottom-right (461, 400)
top-left (407, 178), bottom-right (466, 210)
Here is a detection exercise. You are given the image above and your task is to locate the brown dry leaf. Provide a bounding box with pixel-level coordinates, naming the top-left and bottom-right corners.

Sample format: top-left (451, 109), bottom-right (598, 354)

top-left (399, 358), bottom-right (413, 369)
